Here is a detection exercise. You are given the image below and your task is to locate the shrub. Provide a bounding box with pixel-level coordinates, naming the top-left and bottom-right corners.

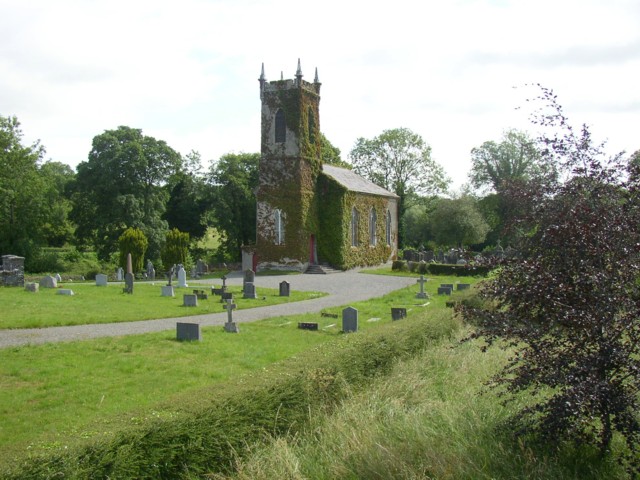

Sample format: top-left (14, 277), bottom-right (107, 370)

top-left (391, 260), bottom-right (407, 271)
top-left (118, 228), bottom-right (148, 273)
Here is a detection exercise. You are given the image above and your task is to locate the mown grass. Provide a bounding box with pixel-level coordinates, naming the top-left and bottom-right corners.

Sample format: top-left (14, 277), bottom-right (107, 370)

top-left (216, 330), bottom-right (627, 480)
top-left (0, 275), bottom-right (475, 470)
top-left (0, 283), bottom-right (324, 329)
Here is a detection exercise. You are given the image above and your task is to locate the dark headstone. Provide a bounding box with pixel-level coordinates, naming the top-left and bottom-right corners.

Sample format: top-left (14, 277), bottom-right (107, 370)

top-left (391, 307), bottom-right (407, 321)
top-left (342, 306), bottom-right (358, 333)
top-left (211, 287), bottom-right (225, 296)
top-left (279, 280), bottom-right (290, 297)
top-left (298, 322), bottom-right (319, 331)
top-left (243, 282), bottom-right (257, 299)
top-left (220, 291), bottom-right (234, 302)
top-left (124, 272), bottom-right (134, 294)
top-left (321, 312), bottom-right (338, 318)
top-left (437, 287), bottom-right (452, 295)
top-left (177, 322), bottom-right (201, 341)
top-left (457, 283), bottom-right (471, 291)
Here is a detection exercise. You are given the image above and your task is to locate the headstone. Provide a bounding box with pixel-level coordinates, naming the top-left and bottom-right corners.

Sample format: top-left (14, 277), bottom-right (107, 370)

top-left (457, 283), bottom-right (471, 291)
top-left (167, 265), bottom-right (175, 286)
top-left (126, 253), bottom-right (133, 275)
top-left (279, 281), bottom-right (290, 297)
top-left (25, 283), bottom-right (39, 293)
top-left (243, 282), bottom-right (257, 299)
top-left (146, 260), bottom-right (156, 281)
top-left (55, 273), bottom-right (62, 283)
top-left (416, 275), bottom-right (428, 299)
top-left (243, 269), bottom-right (255, 285)
top-left (391, 307), bottom-right (407, 321)
top-left (161, 285), bottom-right (175, 297)
top-left (196, 259), bottom-right (207, 275)
top-left (211, 287), bottom-right (225, 296)
top-left (223, 299), bottom-right (239, 333)
top-left (39, 275), bottom-right (57, 288)
top-left (95, 274), bottom-right (108, 287)
top-left (342, 306), bottom-right (358, 333)
top-left (221, 291), bottom-right (234, 302)
top-left (193, 289), bottom-right (208, 300)
top-left (298, 322), bottom-right (319, 331)
top-left (1, 254), bottom-right (25, 287)
top-left (177, 265), bottom-right (188, 288)
top-left (116, 267), bottom-right (124, 281)
top-left (440, 283), bottom-right (454, 290)
top-left (183, 294), bottom-right (198, 307)
top-left (124, 272), bottom-right (134, 294)
top-left (57, 289), bottom-right (74, 296)
top-left (437, 286), bottom-right (452, 295)
top-left (176, 322), bottom-right (201, 341)
top-left (221, 275), bottom-right (227, 288)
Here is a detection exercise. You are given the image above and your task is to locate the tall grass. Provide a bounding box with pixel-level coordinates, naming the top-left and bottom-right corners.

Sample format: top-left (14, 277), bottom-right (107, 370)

top-left (216, 331), bottom-right (626, 480)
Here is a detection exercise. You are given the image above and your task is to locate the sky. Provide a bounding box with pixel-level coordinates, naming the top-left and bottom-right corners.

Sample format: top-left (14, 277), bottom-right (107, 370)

top-left (1, 0), bottom-right (639, 190)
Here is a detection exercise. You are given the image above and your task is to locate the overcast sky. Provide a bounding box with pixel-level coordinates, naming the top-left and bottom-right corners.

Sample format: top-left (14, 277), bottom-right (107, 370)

top-left (2, 0), bottom-right (639, 189)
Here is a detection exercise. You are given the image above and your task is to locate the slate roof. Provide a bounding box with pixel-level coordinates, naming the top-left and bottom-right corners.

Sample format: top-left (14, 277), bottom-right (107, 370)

top-left (321, 164), bottom-right (398, 198)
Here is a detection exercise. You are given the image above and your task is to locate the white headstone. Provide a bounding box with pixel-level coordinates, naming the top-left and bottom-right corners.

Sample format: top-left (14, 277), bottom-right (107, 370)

top-left (116, 267), bottom-right (124, 281)
top-left (161, 285), bottom-right (175, 297)
top-left (55, 273), bottom-right (62, 282)
top-left (39, 275), bottom-right (57, 288)
top-left (177, 266), bottom-right (188, 288)
top-left (57, 289), bottom-right (74, 296)
top-left (95, 274), bottom-right (108, 287)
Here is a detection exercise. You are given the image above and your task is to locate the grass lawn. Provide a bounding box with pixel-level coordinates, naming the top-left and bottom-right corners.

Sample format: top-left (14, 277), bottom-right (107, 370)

top-left (0, 274), bottom-right (477, 466)
top-left (0, 283), bottom-right (325, 329)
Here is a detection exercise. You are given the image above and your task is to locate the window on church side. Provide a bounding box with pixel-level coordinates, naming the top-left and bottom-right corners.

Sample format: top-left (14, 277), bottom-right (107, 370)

top-left (369, 208), bottom-right (377, 246)
top-left (275, 209), bottom-right (285, 245)
top-left (308, 107), bottom-right (315, 144)
top-left (351, 207), bottom-right (359, 247)
top-left (386, 210), bottom-right (392, 246)
top-left (275, 109), bottom-right (286, 143)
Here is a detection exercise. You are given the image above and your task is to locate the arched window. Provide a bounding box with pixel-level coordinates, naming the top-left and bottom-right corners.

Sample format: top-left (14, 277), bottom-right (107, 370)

top-left (351, 207), bottom-right (359, 247)
top-left (386, 210), bottom-right (392, 246)
top-left (275, 109), bottom-right (286, 143)
top-left (307, 107), bottom-right (316, 144)
top-left (369, 208), bottom-right (377, 246)
top-left (274, 209), bottom-right (285, 245)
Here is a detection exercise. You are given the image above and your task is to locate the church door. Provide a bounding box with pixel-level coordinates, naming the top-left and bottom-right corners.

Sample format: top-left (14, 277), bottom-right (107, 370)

top-left (309, 235), bottom-right (318, 264)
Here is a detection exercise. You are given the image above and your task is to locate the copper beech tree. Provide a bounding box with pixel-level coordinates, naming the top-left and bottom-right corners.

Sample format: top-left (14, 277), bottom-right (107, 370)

top-left (460, 87), bottom-right (640, 473)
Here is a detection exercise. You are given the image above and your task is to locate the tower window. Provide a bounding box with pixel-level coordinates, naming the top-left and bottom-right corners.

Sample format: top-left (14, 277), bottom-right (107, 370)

top-left (275, 209), bottom-right (285, 245)
top-left (351, 207), bottom-right (359, 247)
top-left (369, 208), bottom-right (377, 246)
top-left (275, 109), bottom-right (286, 143)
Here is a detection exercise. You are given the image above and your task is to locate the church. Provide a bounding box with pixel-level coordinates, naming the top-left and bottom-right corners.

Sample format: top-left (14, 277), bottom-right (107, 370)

top-left (250, 61), bottom-right (398, 273)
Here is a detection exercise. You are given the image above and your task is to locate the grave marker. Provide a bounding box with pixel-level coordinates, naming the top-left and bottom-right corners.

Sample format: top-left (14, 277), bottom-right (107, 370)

top-left (39, 275), bottom-right (57, 289)
top-left (456, 283), bottom-right (471, 291)
top-left (279, 280), bottom-right (290, 297)
top-left (177, 265), bottom-right (188, 288)
top-left (243, 282), bottom-right (257, 299)
top-left (183, 294), bottom-right (198, 307)
top-left (416, 275), bottom-right (428, 299)
top-left (25, 283), bottom-right (39, 293)
top-left (95, 274), bottom-right (108, 287)
top-left (298, 322), bottom-right (319, 331)
top-left (391, 307), bottom-right (407, 321)
top-left (176, 322), bottom-right (201, 341)
top-left (57, 289), bottom-right (74, 296)
top-left (342, 306), bottom-right (358, 333)
top-left (437, 286), bottom-right (452, 295)
top-left (223, 299), bottom-right (239, 333)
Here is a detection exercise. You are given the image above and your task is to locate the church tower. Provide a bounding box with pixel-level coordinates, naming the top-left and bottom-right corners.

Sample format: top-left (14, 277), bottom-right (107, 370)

top-left (254, 60), bottom-right (322, 271)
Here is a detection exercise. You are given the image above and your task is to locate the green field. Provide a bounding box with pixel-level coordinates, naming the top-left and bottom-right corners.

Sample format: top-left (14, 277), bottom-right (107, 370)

top-left (0, 283), bottom-right (324, 329)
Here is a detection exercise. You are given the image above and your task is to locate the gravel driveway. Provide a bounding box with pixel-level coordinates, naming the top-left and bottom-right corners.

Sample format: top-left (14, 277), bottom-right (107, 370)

top-left (0, 269), bottom-right (416, 349)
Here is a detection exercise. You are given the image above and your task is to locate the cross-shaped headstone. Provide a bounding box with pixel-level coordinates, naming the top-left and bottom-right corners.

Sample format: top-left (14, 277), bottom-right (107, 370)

top-left (221, 275), bottom-right (227, 288)
top-left (223, 298), bottom-right (237, 323)
top-left (416, 275), bottom-right (428, 299)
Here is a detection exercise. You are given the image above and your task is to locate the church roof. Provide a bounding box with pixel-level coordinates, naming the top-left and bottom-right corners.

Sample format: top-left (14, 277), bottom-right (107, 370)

top-left (321, 164), bottom-right (399, 198)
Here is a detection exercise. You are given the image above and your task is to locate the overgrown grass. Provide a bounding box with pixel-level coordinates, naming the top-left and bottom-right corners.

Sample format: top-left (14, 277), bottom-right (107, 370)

top-left (0, 283), bottom-right (324, 329)
top-left (216, 330), bottom-right (627, 480)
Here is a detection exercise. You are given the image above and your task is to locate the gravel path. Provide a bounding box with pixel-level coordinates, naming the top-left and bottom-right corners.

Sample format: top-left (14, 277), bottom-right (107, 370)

top-left (0, 269), bottom-right (416, 349)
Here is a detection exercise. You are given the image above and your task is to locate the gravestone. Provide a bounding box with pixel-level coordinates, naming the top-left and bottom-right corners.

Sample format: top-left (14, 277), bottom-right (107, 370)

top-left (221, 291), bottom-right (234, 302)
top-left (183, 294), bottom-right (198, 307)
top-left (25, 283), bottom-right (39, 293)
top-left (243, 269), bottom-right (255, 285)
top-left (440, 283), bottom-right (454, 290)
top-left (146, 260), bottom-right (155, 281)
top-left (55, 273), bottom-right (62, 283)
top-left (193, 289), bottom-right (208, 300)
top-left (298, 322), bottom-right (319, 331)
top-left (457, 283), bottom-right (471, 291)
top-left (279, 281), bottom-right (290, 297)
top-left (176, 322), bottom-right (201, 341)
top-left (116, 267), bottom-right (124, 281)
top-left (391, 307), bottom-right (407, 321)
top-left (196, 259), bottom-right (207, 275)
top-left (416, 275), bottom-right (428, 299)
top-left (437, 286), bottom-right (452, 295)
top-left (95, 274), bottom-right (108, 287)
top-left (342, 306), bottom-right (358, 333)
top-left (57, 289), bottom-right (74, 296)
top-left (221, 275), bottom-right (227, 289)
top-left (243, 282), bottom-right (257, 299)
top-left (223, 299), bottom-right (239, 333)
top-left (161, 285), bottom-right (175, 297)
top-left (124, 273), bottom-right (134, 294)
top-left (177, 265), bottom-right (188, 288)
top-left (211, 287), bottom-right (225, 296)
top-left (40, 275), bottom-right (57, 288)
top-left (1, 254), bottom-right (25, 287)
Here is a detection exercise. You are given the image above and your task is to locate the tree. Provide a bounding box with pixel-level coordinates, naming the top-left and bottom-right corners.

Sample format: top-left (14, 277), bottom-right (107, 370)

top-left (469, 129), bottom-right (555, 193)
top-left (161, 228), bottom-right (190, 269)
top-left (349, 127), bottom-right (450, 247)
top-left (461, 87), bottom-right (640, 474)
top-left (0, 115), bottom-right (48, 261)
top-left (428, 195), bottom-right (489, 248)
top-left (118, 227), bottom-right (148, 273)
top-left (70, 126), bottom-right (182, 261)
top-left (320, 133), bottom-right (351, 169)
top-left (39, 161), bottom-right (76, 247)
top-left (207, 152), bottom-right (259, 261)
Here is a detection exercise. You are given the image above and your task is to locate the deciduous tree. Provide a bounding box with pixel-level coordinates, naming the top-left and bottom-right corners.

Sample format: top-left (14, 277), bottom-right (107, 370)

top-left (349, 127), bottom-right (450, 247)
top-left (428, 195), bottom-right (489, 248)
top-left (461, 87), bottom-right (640, 474)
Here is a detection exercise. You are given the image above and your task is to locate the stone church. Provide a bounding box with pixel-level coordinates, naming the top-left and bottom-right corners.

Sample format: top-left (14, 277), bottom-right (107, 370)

top-left (251, 60), bottom-right (398, 273)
